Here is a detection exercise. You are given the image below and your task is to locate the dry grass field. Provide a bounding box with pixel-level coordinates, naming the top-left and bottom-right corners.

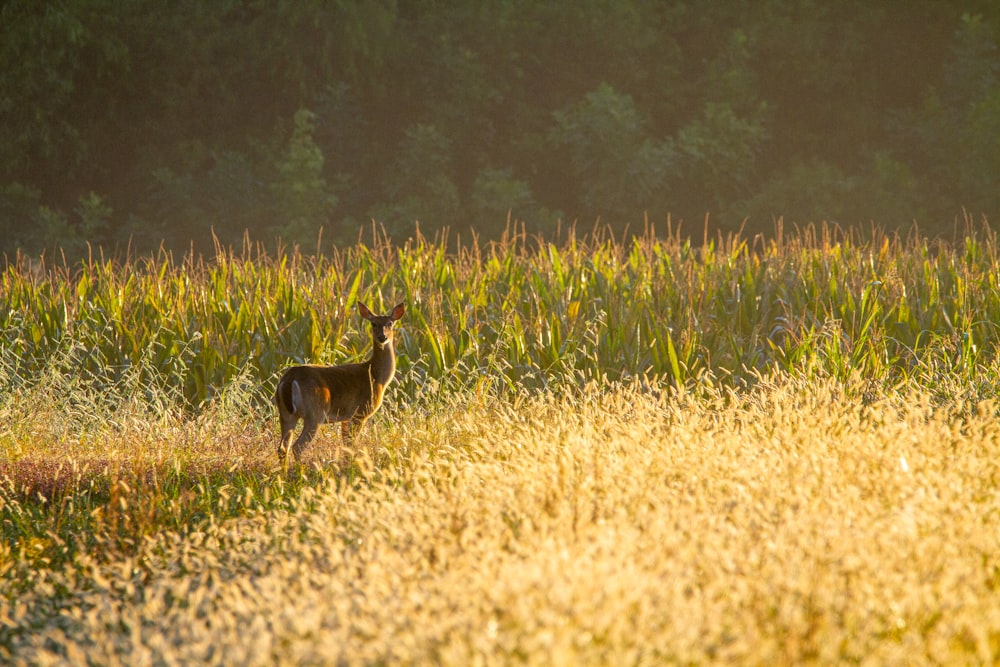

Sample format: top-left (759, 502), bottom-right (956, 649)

top-left (3, 372), bottom-right (999, 665)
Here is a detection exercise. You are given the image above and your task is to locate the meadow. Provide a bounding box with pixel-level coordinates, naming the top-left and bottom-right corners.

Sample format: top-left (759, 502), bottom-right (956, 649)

top-left (2, 221), bottom-right (1000, 664)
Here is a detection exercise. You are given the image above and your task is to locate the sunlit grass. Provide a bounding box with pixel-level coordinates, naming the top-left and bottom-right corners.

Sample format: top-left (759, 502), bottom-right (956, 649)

top-left (3, 223), bottom-right (1000, 663)
top-left (3, 373), bottom-right (1000, 664)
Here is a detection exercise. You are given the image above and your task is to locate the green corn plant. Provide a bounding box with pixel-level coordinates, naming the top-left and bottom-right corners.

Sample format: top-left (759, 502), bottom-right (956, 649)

top-left (5, 221), bottom-right (1000, 409)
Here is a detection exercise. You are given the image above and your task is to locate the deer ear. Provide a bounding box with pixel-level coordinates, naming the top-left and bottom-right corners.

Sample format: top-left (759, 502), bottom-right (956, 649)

top-left (391, 302), bottom-right (405, 321)
top-left (358, 302), bottom-right (374, 321)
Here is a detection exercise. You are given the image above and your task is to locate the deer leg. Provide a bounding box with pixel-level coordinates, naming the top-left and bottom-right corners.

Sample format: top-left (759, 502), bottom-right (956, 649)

top-left (344, 416), bottom-right (369, 445)
top-left (278, 414), bottom-right (298, 460)
top-left (291, 419), bottom-right (320, 461)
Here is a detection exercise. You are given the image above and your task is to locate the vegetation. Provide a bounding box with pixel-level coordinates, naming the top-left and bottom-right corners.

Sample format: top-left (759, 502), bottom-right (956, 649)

top-left (2, 1), bottom-right (1000, 256)
top-left (3, 226), bottom-right (1000, 663)
top-left (5, 219), bottom-right (1000, 409)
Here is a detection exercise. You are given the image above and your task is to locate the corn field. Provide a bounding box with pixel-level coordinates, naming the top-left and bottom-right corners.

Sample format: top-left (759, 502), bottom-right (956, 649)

top-left (4, 222), bottom-right (1000, 408)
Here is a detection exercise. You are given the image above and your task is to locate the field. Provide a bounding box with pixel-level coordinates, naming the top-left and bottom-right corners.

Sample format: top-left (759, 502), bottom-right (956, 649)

top-left (2, 223), bottom-right (1000, 664)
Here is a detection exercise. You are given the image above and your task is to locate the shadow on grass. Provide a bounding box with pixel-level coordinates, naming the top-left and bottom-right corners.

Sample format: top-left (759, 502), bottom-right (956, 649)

top-left (0, 443), bottom-right (373, 578)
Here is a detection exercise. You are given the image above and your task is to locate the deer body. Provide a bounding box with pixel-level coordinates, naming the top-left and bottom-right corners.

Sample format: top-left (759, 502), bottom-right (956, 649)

top-left (275, 302), bottom-right (404, 461)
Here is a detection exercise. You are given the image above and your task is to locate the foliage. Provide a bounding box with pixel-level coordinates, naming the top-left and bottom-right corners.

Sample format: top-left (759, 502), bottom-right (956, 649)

top-left (4, 229), bottom-right (1000, 661)
top-left (470, 168), bottom-right (544, 240)
top-left (890, 13), bottom-right (1000, 221)
top-left (0, 0), bottom-right (129, 177)
top-left (370, 124), bottom-right (461, 239)
top-left (4, 222), bottom-right (1000, 412)
top-left (270, 109), bottom-right (339, 246)
top-left (739, 154), bottom-right (925, 231)
top-left (0, 185), bottom-right (113, 257)
top-left (2, 2), bottom-right (999, 256)
top-left (142, 148), bottom-right (274, 250)
top-left (547, 83), bottom-right (677, 221)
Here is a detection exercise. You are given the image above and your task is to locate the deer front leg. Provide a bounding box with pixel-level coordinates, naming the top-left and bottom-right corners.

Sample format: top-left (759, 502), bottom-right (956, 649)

top-left (341, 416), bottom-right (369, 446)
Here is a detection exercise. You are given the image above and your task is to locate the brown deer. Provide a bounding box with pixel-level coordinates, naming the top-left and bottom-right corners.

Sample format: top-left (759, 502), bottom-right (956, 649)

top-left (275, 301), bottom-right (405, 462)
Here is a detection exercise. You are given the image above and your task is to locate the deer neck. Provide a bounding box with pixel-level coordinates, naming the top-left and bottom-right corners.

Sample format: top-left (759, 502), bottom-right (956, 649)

top-left (368, 339), bottom-right (396, 386)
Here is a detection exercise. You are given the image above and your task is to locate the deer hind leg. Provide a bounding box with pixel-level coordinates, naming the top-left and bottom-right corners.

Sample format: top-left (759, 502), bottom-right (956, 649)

top-left (291, 418), bottom-right (320, 461)
top-left (277, 413), bottom-right (297, 460)
top-left (276, 383), bottom-right (298, 460)
top-left (285, 379), bottom-right (327, 462)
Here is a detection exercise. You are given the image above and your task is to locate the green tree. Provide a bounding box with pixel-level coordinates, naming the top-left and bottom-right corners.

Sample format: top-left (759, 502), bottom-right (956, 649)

top-left (674, 102), bottom-right (767, 215)
top-left (470, 169), bottom-right (541, 238)
top-left (0, 0), bottom-right (128, 180)
top-left (370, 124), bottom-right (460, 236)
top-left (138, 146), bottom-right (275, 252)
top-left (2, 0), bottom-right (1000, 254)
top-left (547, 83), bottom-right (677, 224)
top-left (0, 185), bottom-right (112, 259)
top-left (271, 109), bottom-right (338, 247)
top-left (891, 13), bottom-right (1000, 225)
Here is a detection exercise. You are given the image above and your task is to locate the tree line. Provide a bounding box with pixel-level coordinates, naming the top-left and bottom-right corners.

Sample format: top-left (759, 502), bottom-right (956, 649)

top-left (1, 0), bottom-right (998, 257)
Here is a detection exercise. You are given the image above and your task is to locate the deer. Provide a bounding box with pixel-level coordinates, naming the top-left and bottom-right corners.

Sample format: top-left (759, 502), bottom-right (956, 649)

top-left (275, 301), bottom-right (405, 463)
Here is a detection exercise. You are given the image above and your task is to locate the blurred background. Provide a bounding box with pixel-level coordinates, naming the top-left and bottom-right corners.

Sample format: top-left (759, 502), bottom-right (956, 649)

top-left (1, 0), bottom-right (998, 257)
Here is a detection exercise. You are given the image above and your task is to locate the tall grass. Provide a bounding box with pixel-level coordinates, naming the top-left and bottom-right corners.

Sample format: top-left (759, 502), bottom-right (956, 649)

top-left (3, 221), bottom-right (1000, 663)
top-left (3, 375), bottom-right (1000, 664)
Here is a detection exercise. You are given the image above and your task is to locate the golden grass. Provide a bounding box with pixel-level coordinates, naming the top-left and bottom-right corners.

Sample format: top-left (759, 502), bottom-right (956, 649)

top-left (3, 374), bottom-right (1000, 665)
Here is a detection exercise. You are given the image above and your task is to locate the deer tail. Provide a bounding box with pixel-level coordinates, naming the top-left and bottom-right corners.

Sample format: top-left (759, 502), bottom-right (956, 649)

top-left (275, 376), bottom-right (297, 415)
top-left (290, 380), bottom-right (304, 414)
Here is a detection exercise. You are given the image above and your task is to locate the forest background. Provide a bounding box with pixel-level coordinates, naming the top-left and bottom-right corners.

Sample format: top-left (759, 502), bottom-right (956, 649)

top-left (2, 0), bottom-right (999, 258)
